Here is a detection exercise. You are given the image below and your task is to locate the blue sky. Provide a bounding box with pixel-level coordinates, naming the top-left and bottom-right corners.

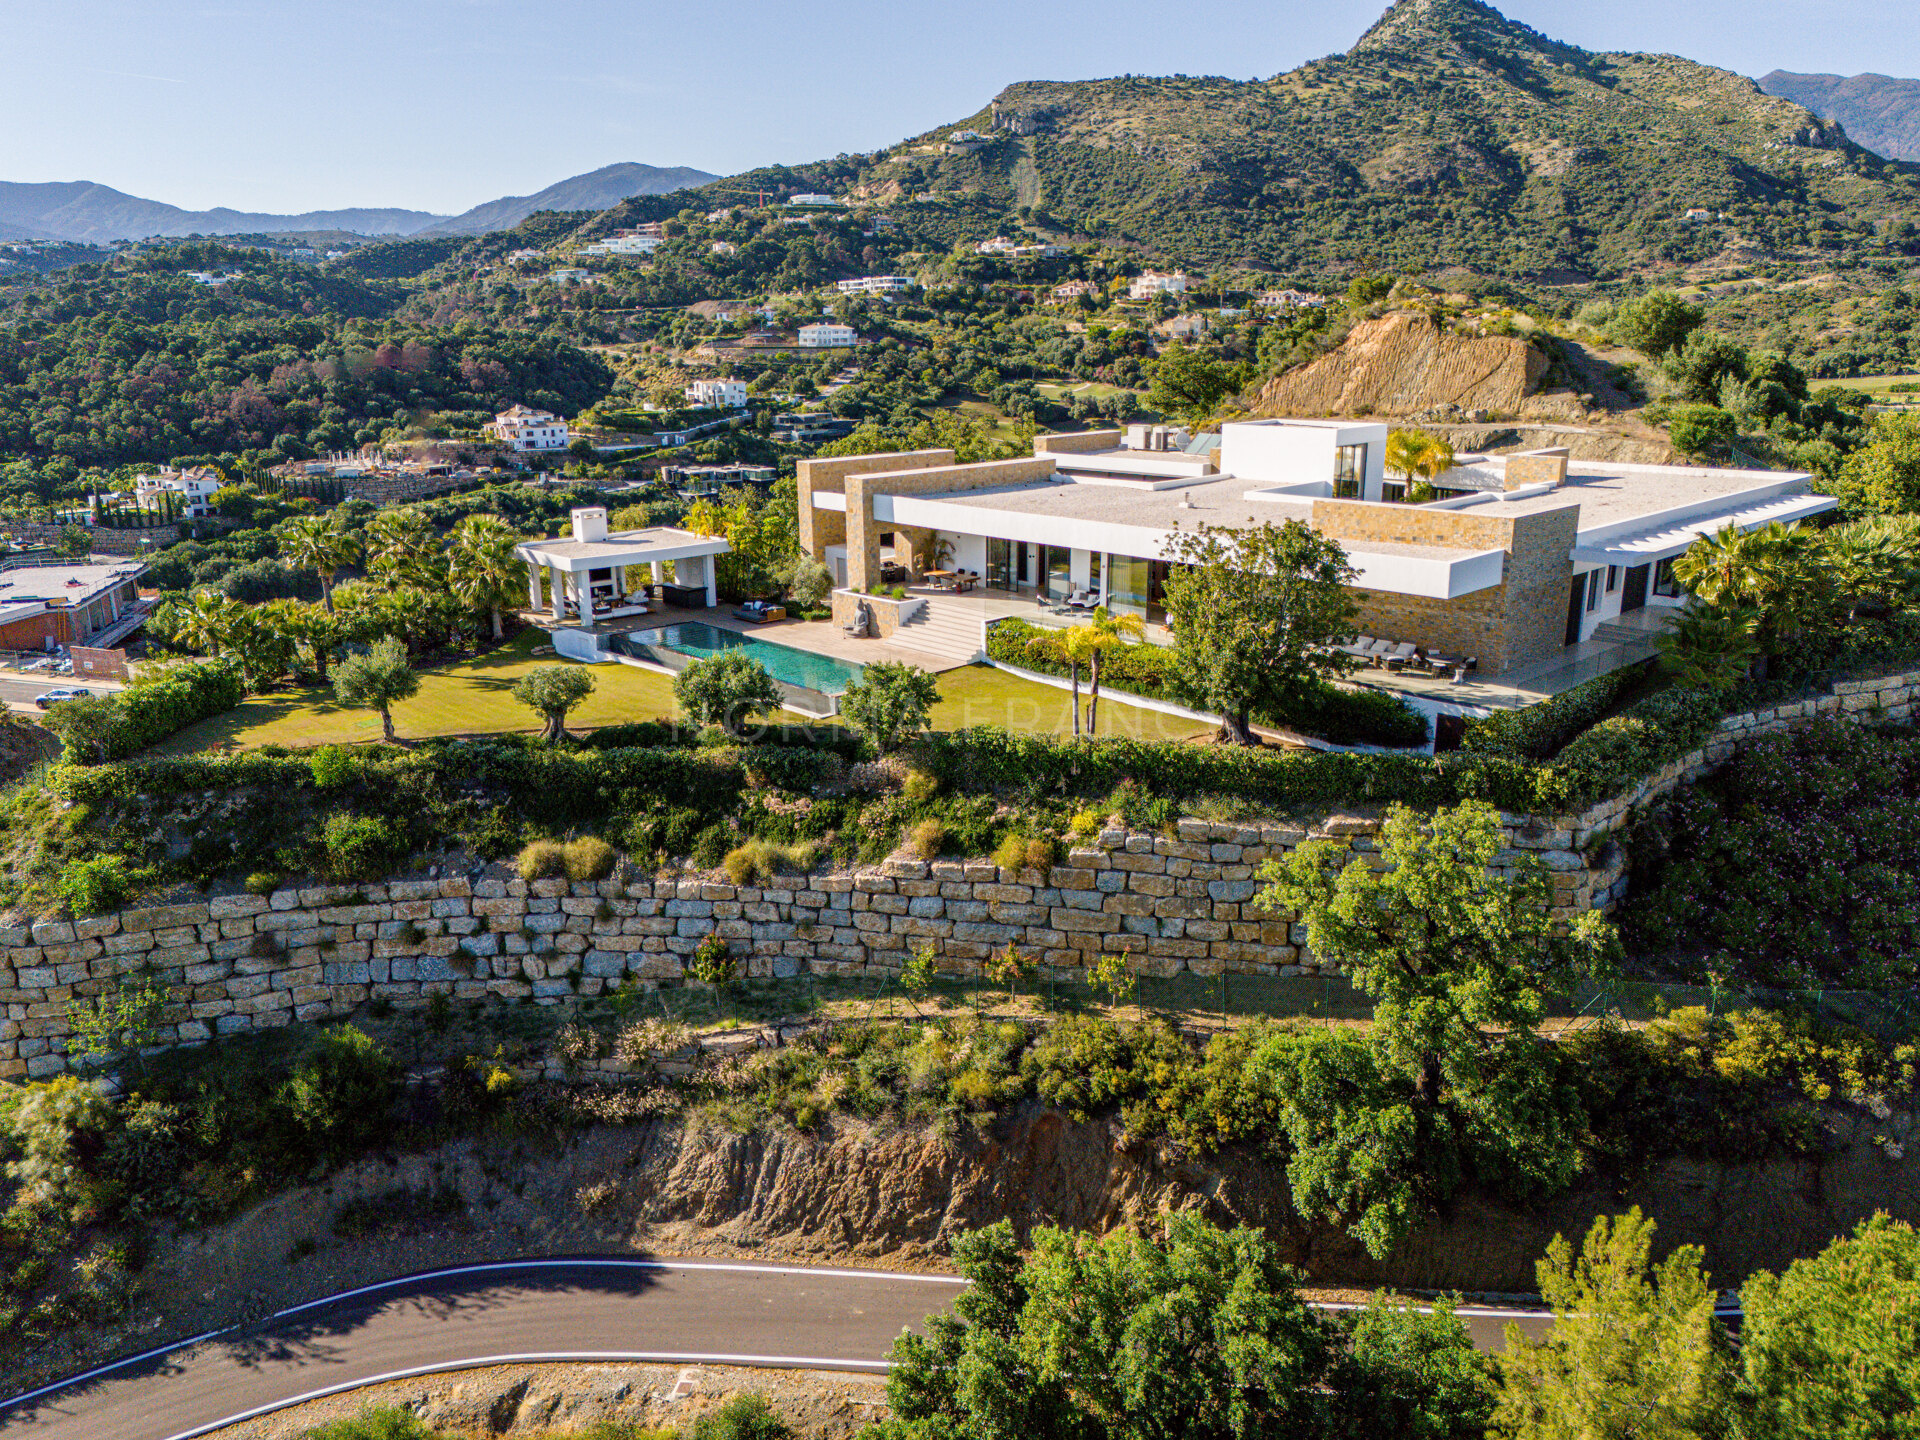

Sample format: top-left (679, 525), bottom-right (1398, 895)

top-left (6, 0), bottom-right (1914, 215)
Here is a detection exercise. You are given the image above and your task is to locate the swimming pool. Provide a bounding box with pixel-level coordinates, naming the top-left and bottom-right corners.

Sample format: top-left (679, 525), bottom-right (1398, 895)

top-left (620, 621), bottom-right (865, 695)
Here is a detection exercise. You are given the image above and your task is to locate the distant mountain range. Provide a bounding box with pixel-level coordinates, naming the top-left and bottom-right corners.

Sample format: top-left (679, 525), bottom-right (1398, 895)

top-left (1759, 71), bottom-right (1920, 161)
top-left (0, 162), bottom-right (719, 245)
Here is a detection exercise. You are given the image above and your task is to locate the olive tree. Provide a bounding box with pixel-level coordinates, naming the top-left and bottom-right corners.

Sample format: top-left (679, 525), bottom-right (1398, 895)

top-left (1250, 801), bottom-right (1617, 1256)
top-left (837, 660), bottom-right (938, 753)
top-left (673, 651), bottom-right (782, 736)
top-left (511, 665), bottom-right (597, 743)
top-left (1162, 519), bottom-right (1358, 746)
top-left (331, 636), bottom-right (419, 742)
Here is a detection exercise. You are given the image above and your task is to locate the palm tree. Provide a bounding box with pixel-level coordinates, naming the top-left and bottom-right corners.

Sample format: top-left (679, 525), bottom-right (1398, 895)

top-left (272, 601), bottom-right (347, 684)
top-left (363, 507), bottom-right (443, 590)
top-left (447, 514), bottom-right (524, 639)
top-left (173, 590), bottom-right (245, 657)
top-left (1083, 606), bottom-right (1146, 735)
top-left (1673, 522), bottom-right (1768, 607)
top-left (276, 515), bottom-right (361, 612)
top-left (1656, 600), bottom-right (1762, 691)
top-left (1384, 430), bottom-right (1426, 498)
top-left (1410, 433), bottom-right (1456, 497)
top-left (1026, 622), bottom-right (1106, 737)
top-left (1822, 522), bottom-right (1920, 621)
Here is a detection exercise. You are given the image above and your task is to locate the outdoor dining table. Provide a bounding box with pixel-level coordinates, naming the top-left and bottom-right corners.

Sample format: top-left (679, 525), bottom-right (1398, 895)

top-left (923, 569), bottom-right (957, 588)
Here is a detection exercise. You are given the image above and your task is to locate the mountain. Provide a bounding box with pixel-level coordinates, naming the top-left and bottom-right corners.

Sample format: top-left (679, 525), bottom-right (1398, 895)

top-left (417, 162), bottom-right (720, 236)
top-left (0, 163), bottom-right (720, 245)
top-left (1759, 71), bottom-right (1920, 161)
top-left (0, 182), bottom-right (445, 244)
top-left (593, 0), bottom-right (1920, 281)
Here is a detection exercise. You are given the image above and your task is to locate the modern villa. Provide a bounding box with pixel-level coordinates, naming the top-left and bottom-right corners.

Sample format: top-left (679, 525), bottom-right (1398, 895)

top-left (796, 420), bottom-right (1839, 682)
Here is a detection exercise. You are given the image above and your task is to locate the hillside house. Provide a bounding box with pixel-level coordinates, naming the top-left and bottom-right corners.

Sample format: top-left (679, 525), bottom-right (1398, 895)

top-left (1129, 271), bottom-right (1189, 299)
top-left (796, 420), bottom-right (1837, 681)
top-left (685, 378), bottom-right (749, 409)
top-left (486, 406), bottom-right (570, 452)
top-left (0, 560), bottom-right (148, 652)
top-left (798, 323), bottom-right (856, 348)
top-left (133, 466), bottom-right (224, 519)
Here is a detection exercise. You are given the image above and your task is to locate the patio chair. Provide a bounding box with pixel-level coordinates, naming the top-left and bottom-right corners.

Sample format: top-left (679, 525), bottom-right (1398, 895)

top-left (1382, 641), bottom-right (1419, 671)
top-left (1360, 639), bottom-right (1394, 666)
top-left (1065, 587), bottom-right (1097, 610)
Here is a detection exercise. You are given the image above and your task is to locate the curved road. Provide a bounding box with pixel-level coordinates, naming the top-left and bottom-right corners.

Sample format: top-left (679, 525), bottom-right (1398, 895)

top-left (0, 1257), bottom-right (1568, 1440)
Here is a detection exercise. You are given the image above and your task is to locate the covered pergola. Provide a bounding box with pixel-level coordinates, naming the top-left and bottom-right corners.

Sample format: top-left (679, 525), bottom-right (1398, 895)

top-left (515, 508), bottom-right (732, 625)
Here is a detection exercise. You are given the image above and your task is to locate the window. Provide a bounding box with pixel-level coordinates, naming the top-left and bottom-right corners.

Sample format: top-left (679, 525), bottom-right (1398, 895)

top-left (1585, 569), bottom-right (1602, 612)
top-left (1606, 565), bottom-right (1619, 593)
top-left (1381, 482), bottom-right (1406, 503)
top-left (1653, 558), bottom-right (1681, 598)
top-left (1333, 443), bottom-right (1368, 499)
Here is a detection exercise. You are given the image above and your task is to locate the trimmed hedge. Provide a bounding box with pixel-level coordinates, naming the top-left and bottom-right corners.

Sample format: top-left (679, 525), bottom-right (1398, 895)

top-left (99, 660), bottom-right (245, 761)
top-left (1460, 661), bottom-right (1653, 761)
top-left (985, 619), bottom-right (1428, 749)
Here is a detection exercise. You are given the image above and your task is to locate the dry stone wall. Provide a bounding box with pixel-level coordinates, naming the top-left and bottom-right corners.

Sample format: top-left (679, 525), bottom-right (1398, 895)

top-left (5, 668), bottom-right (1919, 1080)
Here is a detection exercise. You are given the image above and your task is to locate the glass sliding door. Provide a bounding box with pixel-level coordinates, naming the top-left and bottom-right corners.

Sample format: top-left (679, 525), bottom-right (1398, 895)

top-left (1043, 545), bottom-right (1072, 599)
top-left (1107, 554), bottom-right (1150, 618)
top-left (987, 536), bottom-right (1014, 591)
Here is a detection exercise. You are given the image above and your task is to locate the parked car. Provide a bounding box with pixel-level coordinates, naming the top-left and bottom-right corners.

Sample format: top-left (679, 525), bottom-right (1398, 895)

top-left (34, 688), bottom-right (93, 708)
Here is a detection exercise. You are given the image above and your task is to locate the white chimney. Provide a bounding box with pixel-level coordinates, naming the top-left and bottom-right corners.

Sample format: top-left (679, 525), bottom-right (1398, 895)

top-left (571, 506), bottom-right (609, 543)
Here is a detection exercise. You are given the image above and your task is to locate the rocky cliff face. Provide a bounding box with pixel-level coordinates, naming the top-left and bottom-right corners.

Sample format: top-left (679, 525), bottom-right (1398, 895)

top-left (1254, 313), bottom-right (1551, 420)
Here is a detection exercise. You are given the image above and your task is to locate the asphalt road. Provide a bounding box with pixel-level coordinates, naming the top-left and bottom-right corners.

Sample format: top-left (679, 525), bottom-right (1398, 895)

top-left (0, 674), bottom-right (123, 711)
top-left (0, 1257), bottom-right (1570, 1440)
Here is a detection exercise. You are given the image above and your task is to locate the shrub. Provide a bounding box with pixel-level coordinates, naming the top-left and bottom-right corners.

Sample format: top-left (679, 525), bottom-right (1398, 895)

top-left (687, 933), bottom-right (735, 984)
top-left (296, 1408), bottom-right (439, 1440)
top-left (1069, 808), bottom-right (1102, 838)
top-left (308, 745), bottom-right (355, 789)
top-left (901, 768), bottom-right (940, 803)
top-left (104, 660), bottom-right (245, 759)
top-left (991, 833), bottom-right (1029, 871)
top-left (277, 1026), bottom-right (399, 1159)
top-left (322, 813), bottom-right (405, 882)
top-left (689, 1394), bottom-right (791, 1440)
top-left (516, 839), bottom-right (567, 880)
top-left (1461, 663), bottom-right (1651, 761)
top-left (907, 818), bottom-right (945, 859)
top-left (562, 836), bottom-right (617, 881)
top-left (55, 855), bottom-right (134, 914)
top-left (692, 825), bottom-right (731, 870)
top-left (244, 870), bottom-right (281, 896)
top-left (3, 1076), bottom-right (113, 1211)
top-left (722, 836), bottom-right (815, 885)
top-left (1025, 834), bottom-right (1060, 871)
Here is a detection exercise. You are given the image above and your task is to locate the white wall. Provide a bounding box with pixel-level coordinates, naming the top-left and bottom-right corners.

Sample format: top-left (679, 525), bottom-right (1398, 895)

top-left (1219, 420), bottom-right (1388, 493)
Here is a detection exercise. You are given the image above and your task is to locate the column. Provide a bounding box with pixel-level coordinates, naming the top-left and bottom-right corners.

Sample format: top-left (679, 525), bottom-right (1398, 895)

top-left (549, 566), bottom-right (566, 621)
top-left (702, 554), bottom-right (717, 609)
top-left (527, 560), bottom-right (542, 612)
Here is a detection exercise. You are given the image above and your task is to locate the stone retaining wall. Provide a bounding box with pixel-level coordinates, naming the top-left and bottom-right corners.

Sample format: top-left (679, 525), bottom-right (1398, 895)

top-left (5, 667), bottom-right (1919, 1080)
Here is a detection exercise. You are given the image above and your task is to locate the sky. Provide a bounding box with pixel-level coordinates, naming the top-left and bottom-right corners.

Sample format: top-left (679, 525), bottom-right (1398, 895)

top-left (4, 0), bottom-right (1916, 216)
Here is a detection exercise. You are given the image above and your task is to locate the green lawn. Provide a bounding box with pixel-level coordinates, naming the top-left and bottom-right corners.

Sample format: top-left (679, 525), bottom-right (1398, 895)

top-left (155, 638), bottom-right (1211, 753)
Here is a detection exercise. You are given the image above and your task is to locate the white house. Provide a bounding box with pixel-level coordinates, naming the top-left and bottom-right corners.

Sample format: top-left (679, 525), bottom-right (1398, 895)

top-left (486, 405), bottom-right (570, 452)
top-left (798, 323), bottom-right (856, 349)
top-left (506, 248), bottom-right (544, 262)
top-left (546, 268), bottom-right (593, 285)
top-left (686, 378), bottom-right (749, 409)
top-left (1256, 289), bottom-right (1326, 310)
top-left (132, 466), bottom-right (224, 519)
top-left (1129, 270), bottom-right (1189, 300)
top-left (581, 235), bottom-right (660, 257)
top-left (787, 193), bottom-right (842, 208)
top-left (835, 275), bottom-right (915, 296)
top-left (975, 237), bottom-right (1064, 258)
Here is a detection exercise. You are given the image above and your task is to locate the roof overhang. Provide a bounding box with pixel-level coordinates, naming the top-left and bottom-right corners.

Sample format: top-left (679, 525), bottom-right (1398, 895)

top-left (1347, 546), bottom-right (1507, 601)
top-left (515, 528), bottom-right (732, 574)
top-left (1572, 492), bottom-right (1840, 566)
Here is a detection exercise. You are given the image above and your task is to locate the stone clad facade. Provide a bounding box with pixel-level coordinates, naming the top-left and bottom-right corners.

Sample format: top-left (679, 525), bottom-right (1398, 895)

top-left (5, 667), bottom-right (1918, 1081)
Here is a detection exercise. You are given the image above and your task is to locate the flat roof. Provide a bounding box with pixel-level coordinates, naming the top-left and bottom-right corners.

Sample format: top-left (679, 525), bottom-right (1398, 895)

top-left (1470, 465), bottom-right (1784, 529)
top-left (928, 474), bottom-right (1317, 530)
top-left (516, 526), bottom-right (732, 571)
top-left (0, 561), bottom-right (146, 603)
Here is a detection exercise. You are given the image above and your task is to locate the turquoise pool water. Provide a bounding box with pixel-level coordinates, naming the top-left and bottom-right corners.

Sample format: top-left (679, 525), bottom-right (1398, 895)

top-left (622, 621), bottom-right (864, 695)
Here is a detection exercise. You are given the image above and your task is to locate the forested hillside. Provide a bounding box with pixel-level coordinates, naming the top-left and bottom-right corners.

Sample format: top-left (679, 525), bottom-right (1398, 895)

top-left (582, 0), bottom-right (1920, 280)
top-left (0, 243), bottom-right (610, 507)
